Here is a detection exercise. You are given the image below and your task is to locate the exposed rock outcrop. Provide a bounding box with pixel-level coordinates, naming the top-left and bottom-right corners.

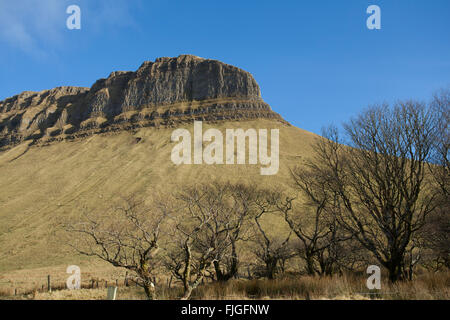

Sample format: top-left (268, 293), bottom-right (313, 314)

top-left (0, 55), bottom-right (284, 150)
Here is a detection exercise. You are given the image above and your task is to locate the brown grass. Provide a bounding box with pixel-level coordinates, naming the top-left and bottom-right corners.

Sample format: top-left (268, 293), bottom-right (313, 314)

top-left (0, 261), bottom-right (127, 297)
top-left (187, 272), bottom-right (450, 300)
top-left (2, 272), bottom-right (448, 300)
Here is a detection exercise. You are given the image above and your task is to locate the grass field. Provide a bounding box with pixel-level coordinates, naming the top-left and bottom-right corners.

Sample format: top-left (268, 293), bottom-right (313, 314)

top-left (2, 271), bottom-right (448, 300)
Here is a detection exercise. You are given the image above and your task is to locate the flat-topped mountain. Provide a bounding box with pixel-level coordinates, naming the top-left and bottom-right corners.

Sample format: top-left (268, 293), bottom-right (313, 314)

top-left (0, 55), bottom-right (318, 274)
top-left (0, 55), bottom-right (284, 150)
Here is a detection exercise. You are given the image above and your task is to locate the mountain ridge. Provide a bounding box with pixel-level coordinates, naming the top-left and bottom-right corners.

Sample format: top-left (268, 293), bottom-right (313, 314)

top-left (0, 55), bottom-right (285, 151)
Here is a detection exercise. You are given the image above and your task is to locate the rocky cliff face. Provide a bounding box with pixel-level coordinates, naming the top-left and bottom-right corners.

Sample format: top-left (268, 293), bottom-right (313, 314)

top-left (0, 55), bottom-right (284, 150)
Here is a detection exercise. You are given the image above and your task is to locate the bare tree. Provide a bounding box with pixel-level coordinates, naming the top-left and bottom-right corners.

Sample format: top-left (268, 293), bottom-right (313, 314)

top-left (429, 88), bottom-right (449, 195)
top-left (403, 238), bottom-right (422, 280)
top-left (275, 169), bottom-right (351, 276)
top-left (419, 209), bottom-right (450, 271)
top-left (310, 101), bottom-right (438, 282)
top-left (420, 89), bottom-right (450, 270)
top-left (164, 219), bottom-right (216, 300)
top-left (252, 193), bottom-right (295, 279)
top-left (191, 183), bottom-right (254, 282)
top-left (65, 196), bottom-right (169, 299)
top-left (211, 183), bottom-right (255, 281)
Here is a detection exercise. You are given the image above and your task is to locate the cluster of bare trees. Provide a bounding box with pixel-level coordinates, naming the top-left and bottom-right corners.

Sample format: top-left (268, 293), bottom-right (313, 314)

top-left (163, 183), bottom-right (256, 299)
top-left (66, 197), bottom-right (167, 299)
top-left (66, 89), bottom-right (448, 299)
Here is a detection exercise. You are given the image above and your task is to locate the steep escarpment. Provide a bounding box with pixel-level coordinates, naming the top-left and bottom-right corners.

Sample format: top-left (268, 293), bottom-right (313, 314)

top-left (0, 55), bottom-right (284, 150)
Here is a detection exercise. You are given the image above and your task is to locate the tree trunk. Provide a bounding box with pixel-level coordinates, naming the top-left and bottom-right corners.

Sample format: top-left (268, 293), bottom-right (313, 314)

top-left (214, 242), bottom-right (239, 282)
top-left (387, 257), bottom-right (404, 283)
top-left (305, 254), bottom-right (316, 276)
top-left (181, 287), bottom-right (193, 300)
top-left (266, 257), bottom-right (277, 280)
top-left (143, 283), bottom-right (156, 300)
top-left (214, 260), bottom-right (238, 282)
top-left (214, 261), bottom-right (225, 281)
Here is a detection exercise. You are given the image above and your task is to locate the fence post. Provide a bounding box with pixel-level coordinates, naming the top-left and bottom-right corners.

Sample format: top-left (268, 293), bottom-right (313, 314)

top-left (124, 272), bottom-right (128, 287)
top-left (47, 275), bottom-right (51, 292)
top-left (91, 279), bottom-right (95, 289)
top-left (107, 286), bottom-right (118, 300)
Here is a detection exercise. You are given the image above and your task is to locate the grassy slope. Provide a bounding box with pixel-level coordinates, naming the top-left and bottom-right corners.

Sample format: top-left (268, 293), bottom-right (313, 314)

top-left (0, 119), bottom-right (318, 273)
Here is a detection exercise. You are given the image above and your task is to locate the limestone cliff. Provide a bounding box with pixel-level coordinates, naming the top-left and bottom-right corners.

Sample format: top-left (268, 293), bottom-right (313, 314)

top-left (0, 55), bottom-right (284, 150)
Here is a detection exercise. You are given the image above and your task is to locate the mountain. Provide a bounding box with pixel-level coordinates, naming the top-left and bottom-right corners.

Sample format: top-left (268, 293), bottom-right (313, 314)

top-left (0, 55), bottom-right (284, 151)
top-left (0, 55), bottom-right (318, 274)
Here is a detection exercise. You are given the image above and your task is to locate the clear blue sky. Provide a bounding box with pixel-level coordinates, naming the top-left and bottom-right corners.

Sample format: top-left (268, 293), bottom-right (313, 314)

top-left (0, 0), bottom-right (449, 135)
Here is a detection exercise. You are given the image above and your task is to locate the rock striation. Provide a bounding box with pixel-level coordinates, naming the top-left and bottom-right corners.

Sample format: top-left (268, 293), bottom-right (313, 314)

top-left (0, 55), bottom-right (284, 150)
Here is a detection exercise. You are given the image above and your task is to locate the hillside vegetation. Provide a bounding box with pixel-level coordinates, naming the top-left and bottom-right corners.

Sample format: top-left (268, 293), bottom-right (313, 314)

top-left (0, 119), bottom-right (316, 272)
